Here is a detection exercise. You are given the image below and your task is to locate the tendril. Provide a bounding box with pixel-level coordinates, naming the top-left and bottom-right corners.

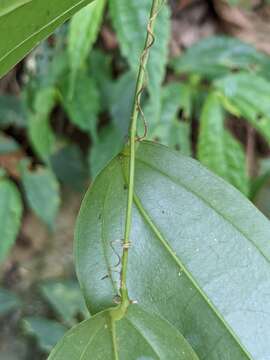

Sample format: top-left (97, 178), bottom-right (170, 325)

top-left (136, 0), bottom-right (165, 141)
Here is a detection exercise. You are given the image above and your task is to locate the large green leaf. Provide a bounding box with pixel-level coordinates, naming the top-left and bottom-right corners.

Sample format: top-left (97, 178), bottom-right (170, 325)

top-left (109, 0), bottom-right (170, 99)
top-left (49, 304), bottom-right (198, 359)
top-left (171, 36), bottom-right (270, 79)
top-left (0, 179), bottom-right (23, 263)
top-left (68, 0), bottom-right (106, 86)
top-left (198, 92), bottom-right (249, 195)
top-left (0, 0), bottom-right (95, 78)
top-left (75, 141), bottom-right (270, 358)
top-left (215, 73), bottom-right (270, 145)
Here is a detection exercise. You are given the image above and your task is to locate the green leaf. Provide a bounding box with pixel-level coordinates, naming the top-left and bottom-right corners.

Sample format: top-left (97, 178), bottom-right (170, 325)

top-left (0, 134), bottom-right (20, 154)
top-left (171, 36), bottom-right (270, 79)
top-left (22, 317), bottom-right (68, 353)
top-left (89, 124), bottom-right (124, 179)
top-left (0, 179), bottom-right (22, 263)
top-left (68, 0), bottom-right (106, 86)
top-left (88, 50), bottom-right (113, 110)
top-left (60, 70), bottom-right (100, 140)
top-left (0, 95), bottom-right (27, 128)
top-left (49, 305), bottom-right (198, 359)
top-left (75, 141), bottom-right (270, 358)
top-left (109, 0), bottom-right (170, 99)
top-left (109, 71), bottom-right (136, 137)
top-left (0, 288), bottom-right (21, 316)
top-left (20, 163), bottom-right (60, 228)
top-left (0, 0), bottom-right (95, 78)
top-left (197, 93), bottom-right (249, 195)
top-left (28, 87), bottom-right (57, 162)
top-left (51, 144), bottom-right (88, 191)
top-left (251, 159), bottom-right (270, 200)
top-left (215, 73), bottom-right (270, 145)
top-left (144, 83), bottom-right (192, 154)
top-left (40, 280), bottom-right (89, 326)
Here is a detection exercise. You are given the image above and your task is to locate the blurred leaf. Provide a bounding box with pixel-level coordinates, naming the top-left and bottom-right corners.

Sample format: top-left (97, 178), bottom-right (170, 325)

top-left (20, 163), bottom-right (60, 228)
top-left (0, 134), bottom-right (20, 154)
top-left (145, 83), bottom-right (192, 155)
top-left (48, 305), bottom-right (198, 359)
top-left (0, 168), bottom-right (7, 177)
top-left (28, 87), bottom-right (57, 162)
top-left (198, 93), bottom-right (249, 195)
top-left (89, 124), bottom-right (124, 178)
top-left (51, 144), bottom-right (88, 191)
top-left (0, 178), bottom-right (22, 263)
top-left (109, 71), bottom-right (136, 137)
top-left (68, 0), bottom-right (106, 87)
top-left (26, 45), bottom-right (69, 95)
top-left (89, 50), bottom-right (113, 109)
top-left (0, 95), bottom-right (27, 128)
top-left (251, 159), bottom-right (270, 200)
top-left (0, 0), bottom-right (95, 78)
top-left (171, 36), bottom-right (270, 79)
top-left (109, 0), bottom-right (170, 99)
top-left (60, 70), bottom-right (100, 140)
top-left (215, 73), bottom-right (270, 144)
top-left (22, 317), bottom-right (67, 353)
top-left (40, 280), bottom-right (89, 326)
top-left (254, 179), bottom-right (270, 220)
top-left (0, 288), bottom-right (21, 316)
top-left (171, 121), bottom-right (191, 156)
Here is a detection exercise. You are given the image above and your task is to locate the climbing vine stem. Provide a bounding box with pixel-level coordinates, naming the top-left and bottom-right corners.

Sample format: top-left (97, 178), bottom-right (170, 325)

top-left (118, 0), bottom-right (164, 313)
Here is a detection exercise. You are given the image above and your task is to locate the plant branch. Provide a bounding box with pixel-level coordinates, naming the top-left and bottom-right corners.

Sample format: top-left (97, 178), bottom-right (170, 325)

top-left (118, 0), bottom-right (163, 312)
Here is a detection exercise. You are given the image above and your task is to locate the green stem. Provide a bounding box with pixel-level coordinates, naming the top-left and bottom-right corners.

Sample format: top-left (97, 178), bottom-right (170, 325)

top-left (118, 0), bottom-right (162, 313)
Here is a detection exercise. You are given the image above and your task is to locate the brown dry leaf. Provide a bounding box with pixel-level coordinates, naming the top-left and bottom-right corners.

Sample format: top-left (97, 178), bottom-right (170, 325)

top-left (0, 150), bottom-right (25, 179)
top-left (101, 25), bottom-right (118, 50)
top-left (170, 0), bottom-right (217, 57)
top-left (213, 0), bottom-right (270, 54)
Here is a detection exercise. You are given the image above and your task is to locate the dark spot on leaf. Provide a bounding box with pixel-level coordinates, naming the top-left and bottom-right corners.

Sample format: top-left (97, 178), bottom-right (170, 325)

top-left (98, 213), bottom-right (102, 220)
top-left (175, 144), bottom-right (180, 151)
top-left (124, 184), bottom-right (128, 190)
